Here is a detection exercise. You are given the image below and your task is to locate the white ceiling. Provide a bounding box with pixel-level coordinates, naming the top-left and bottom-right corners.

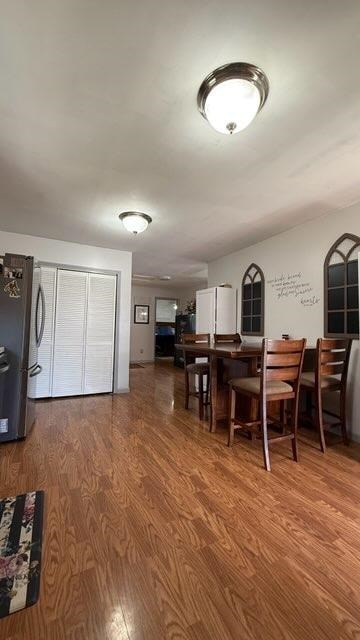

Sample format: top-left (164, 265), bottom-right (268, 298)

top-left (132, 267), bottom-right (208, 290)
top-left (1, 1), bottom-right (360, 284)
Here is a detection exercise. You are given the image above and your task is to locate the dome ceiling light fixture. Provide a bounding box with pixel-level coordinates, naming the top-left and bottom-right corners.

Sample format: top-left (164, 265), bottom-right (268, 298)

top-left (197, 62), bottom-right (269, 135)
top-left (119, 211), bottom-right (152, 234)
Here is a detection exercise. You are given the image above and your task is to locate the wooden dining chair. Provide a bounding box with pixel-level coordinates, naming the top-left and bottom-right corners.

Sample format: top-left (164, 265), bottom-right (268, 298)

top-left (214, 333), bottom-right (242, 344)
top-left (300, 338), bottom-right (352, 452)
top-left (182, 333), bottom-right (210, 420)
top-left (228, 338), bottom-right (306, 471)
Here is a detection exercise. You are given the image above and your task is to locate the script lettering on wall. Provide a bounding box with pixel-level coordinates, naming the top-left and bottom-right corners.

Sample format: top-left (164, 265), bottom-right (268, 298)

top-left (267, 272), bottom-right (320, 307)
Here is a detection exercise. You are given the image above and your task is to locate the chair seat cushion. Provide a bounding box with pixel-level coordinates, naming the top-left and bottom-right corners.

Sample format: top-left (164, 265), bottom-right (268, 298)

top-left (186, 362), bottom-right (209, 374)
top-left (300, 372), bottom-right (341, 389)
top-left (230, 377), bottom-right (293, 395)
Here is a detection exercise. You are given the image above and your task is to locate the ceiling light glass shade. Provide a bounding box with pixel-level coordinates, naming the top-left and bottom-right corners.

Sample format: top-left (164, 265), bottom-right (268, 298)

top-left (119, 211), bottom-right (152, 234)
top-left (198, 62), bottom-right (269, 135)
top-left (205, 79), bottom-right (260, 134)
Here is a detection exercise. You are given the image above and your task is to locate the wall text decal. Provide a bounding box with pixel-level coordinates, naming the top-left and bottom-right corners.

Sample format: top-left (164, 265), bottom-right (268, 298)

top-left (267, 272), bottom-right (320, 307)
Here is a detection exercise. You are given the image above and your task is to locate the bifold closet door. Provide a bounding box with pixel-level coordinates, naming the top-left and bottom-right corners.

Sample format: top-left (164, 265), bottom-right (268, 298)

top-left (36, 267), bottom-right (57, 398)
top-left (84, 273), bottom-right (116, 394)
top-left (52, 270), bottom-right (88, 397)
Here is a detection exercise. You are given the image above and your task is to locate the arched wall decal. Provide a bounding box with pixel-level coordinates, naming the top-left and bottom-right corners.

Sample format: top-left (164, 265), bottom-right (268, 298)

top-left (324, 233), bottom-right (360, 338)
top-left (241, 263), bottom-right (265, 336)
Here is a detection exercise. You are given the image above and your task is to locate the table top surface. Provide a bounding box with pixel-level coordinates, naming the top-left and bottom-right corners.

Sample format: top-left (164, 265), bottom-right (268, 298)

top-left (175, 341), bottom-right (263, 358)
top-left (175, 341), bottom-right (315, 358)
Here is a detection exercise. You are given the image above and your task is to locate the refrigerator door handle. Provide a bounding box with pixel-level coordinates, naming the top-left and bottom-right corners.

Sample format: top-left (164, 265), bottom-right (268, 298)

top-left (29, 363), bottom-right (42, 378)
top-left (39, 284), bottom-right (46, 347)
top-left (35, 287), bottom-right (41, 346)
top-left (36, 284), bottom-right (46, 347)
top-left (0, 363), bottom-right (10, 374)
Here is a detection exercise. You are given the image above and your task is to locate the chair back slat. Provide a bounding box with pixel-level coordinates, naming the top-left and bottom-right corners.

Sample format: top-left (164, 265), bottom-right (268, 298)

top-left (315, 338), bottom-right (352, 387)
top-left (267, 367), bottom-right (300, 381)
top-left (214, 333), bottom-right (241, 344)
top-left (267, 353), bottom-right (302, 367)
top-left (182, 333), bottom-right (210, 345)
top-left (320, 338), bottom-right (349, 351)
top-left (263, 338), bottom-right (306, 386)
top-left (321, 363), bottom-right (344, 376)
top-left (321, 350), bottom-right (347, 364)
top-left (267, 339), bottom-right (305, 353)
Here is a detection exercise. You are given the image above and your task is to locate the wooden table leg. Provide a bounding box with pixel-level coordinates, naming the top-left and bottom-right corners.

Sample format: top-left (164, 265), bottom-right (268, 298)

top-left (210, 354), bottom-right (218, 433)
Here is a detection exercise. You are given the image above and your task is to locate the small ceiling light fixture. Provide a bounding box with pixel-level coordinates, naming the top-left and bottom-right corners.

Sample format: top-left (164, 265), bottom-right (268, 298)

top-left (197, 62), bottom-right (269, 135)
top-left (119, 211), bottom-right (152, 234)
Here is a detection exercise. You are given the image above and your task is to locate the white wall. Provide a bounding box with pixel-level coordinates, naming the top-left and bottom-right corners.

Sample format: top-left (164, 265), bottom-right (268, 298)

top-left (177, 287), bottom-right (198, 314)
top-left (130, 284), bottom-right (198, 362)
top-left (0, 230), bottom-right (132, 392)
top-left (208, 202), bottom-right (360, 441)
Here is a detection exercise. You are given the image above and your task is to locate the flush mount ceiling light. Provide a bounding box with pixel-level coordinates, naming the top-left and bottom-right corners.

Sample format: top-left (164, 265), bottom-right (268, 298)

top-left (132, 274), bottom-right (172, 281)
top-left (197, 62), bottom-right (269, 135)
top-left (119, 211), bottom-right (152, 234)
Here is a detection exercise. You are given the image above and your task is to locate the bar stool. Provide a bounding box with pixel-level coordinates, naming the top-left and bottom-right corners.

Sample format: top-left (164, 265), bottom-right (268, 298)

top-left (300, 338), bottom-right (352, 452)
top-left (182, 333), bottom-right (210, 420)
top-left (214, 333), bottom-right (242, 344)
top-left (228, 338), bottom-right (306, 471)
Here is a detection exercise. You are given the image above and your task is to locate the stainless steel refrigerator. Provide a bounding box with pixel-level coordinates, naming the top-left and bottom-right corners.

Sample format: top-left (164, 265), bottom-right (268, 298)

top-left (0, 253), bottom-right (45, 443)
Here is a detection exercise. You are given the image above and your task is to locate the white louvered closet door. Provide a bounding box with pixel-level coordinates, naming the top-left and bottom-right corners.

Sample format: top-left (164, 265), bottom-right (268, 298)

top-left (84, 273), bottom-right (116, 394)
top-left (36, 267), bottom-right (57, 398)
top-left (52, 270), bottom-right (88, 397)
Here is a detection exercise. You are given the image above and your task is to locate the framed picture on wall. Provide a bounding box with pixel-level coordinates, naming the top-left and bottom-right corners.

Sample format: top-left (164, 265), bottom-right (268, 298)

top-left (134, 304), bottom-right (150, 324)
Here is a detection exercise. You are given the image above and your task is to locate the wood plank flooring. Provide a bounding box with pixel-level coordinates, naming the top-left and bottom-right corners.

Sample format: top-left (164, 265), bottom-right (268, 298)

top-left (1, 360), bottom-right (360, 640)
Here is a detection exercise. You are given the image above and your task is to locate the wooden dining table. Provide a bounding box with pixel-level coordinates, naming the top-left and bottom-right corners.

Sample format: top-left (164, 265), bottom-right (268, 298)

top-left (175, 341), bottom-right (264, 432)
top-left (175, 341), bottom-right (315, 432)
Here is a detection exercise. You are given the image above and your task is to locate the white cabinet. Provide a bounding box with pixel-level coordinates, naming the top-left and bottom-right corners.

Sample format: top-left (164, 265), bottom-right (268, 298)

top-left (196, 287), bottom-right (237, 335)
top-left (36, 268), bottom-right (116, 398)
top-left (84, 273), bottom-right (116, 395)
top-left (196, 288), bottom-right (216, 334)
top-left (52, 270), bottom-right (88, 397)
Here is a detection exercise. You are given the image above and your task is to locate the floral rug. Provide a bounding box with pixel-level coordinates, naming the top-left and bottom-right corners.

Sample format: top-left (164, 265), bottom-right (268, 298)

top-left (0, 491), bottom-right (44, 618)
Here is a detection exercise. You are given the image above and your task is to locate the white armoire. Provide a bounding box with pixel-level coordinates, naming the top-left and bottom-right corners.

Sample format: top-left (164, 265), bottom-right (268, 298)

top-left (196, 287), bottom-right (237, 335)
top-left (36, 267), bottom-right (116, 398)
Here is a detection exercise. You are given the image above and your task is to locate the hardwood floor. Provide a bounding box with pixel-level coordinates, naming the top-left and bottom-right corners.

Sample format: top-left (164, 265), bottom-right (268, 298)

top-left (1, 360), bottom-right (360, 639)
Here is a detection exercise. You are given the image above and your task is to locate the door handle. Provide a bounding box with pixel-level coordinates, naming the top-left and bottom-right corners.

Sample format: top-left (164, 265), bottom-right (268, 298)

top-left (39, 284), bottom-right (46, 347)
top-left (35, 287), bottom-right (41, 346)
top-left (35, 285), bottom-right (46, 347)
top-left (29, 363), bottom-right (42, 378)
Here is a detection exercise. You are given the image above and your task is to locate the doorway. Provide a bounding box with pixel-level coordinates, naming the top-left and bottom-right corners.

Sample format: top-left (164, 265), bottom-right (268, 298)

top-left (154, 297), bottom-right (179, 359)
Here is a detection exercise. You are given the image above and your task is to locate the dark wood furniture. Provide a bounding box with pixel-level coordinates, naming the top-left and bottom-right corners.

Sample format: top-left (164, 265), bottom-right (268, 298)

top-left (214, 333), bottom-right (242, 344)
top-left (176, 341), bottom-right (265, 431)
top-left (182, 333), bottom-right (210, 420)
top-left (174, 314), bottom-right (196, 368)
top-left (300, 338), bottom-right (352, 452)
top-left (228, 339), bottom-right (306, 471)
